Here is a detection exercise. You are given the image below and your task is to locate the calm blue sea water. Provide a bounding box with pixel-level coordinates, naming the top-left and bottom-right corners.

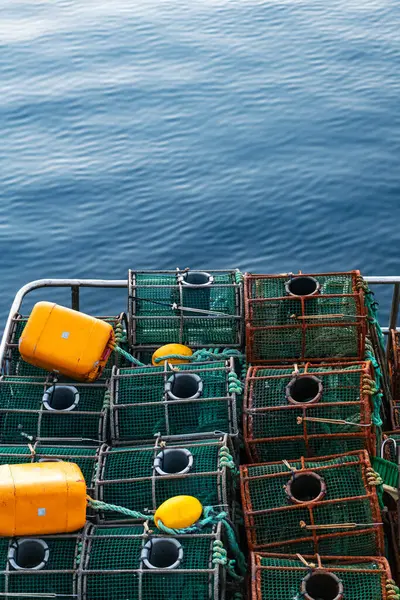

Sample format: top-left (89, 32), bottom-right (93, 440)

top-left (1, 0), bottom-right (400, 325)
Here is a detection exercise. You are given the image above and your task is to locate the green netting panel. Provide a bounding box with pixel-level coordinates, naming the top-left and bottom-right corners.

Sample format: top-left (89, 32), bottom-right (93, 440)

top-left (0, 533), bottom-right (81, 598)
top-left (110, 361), bottom-right (237, 443)
top-left (246, 273), bottom-right (357, 299)
top-left (244, 363), bottom-right (374, 462)
top-left (252, 553), bottom-right (392, 600)
top-left (96, 436), bottom-right (236, 520)
top-left (240, 451), bottom-right (383, 555)
top-left (82, 524), bottom-right (221, 600)
top-left (0, 376), bottom-right (108, 445)
top-left (245, 272), bottom-right (366, 363)
top-left (0, 444), bottom-right (98, 489)
top-left (2, 314), bottom-right (129, 379)
top-left (128, 270), bottom-right (242, 349)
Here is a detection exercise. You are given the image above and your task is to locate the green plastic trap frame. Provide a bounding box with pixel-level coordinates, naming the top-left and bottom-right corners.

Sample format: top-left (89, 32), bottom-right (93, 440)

top-left (244, 362), bottom-right (376, 462)
top-left (0, 376), bottom-right (108, 445)
top-left (244, 271), bottom-right (367, 364)
top-left (1, 312), bottom-right (129, 379)
top-left (240, 451), bottom-right (384, 556)
top-left (251, 553), bottom-right (395, 600)
top-left (0, 523), bottom-right (238, 600)
top-left (93, 435), bottom-right (237, 522)
top-left (110, 360), bottom-right (238, 443)
top-left (128, 269), bottom-right (243, 350)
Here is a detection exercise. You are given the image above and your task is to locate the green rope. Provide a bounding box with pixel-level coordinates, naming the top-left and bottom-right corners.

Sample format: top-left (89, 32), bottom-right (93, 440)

top-left (365, 345), bottom-right (383, 427)
top-left (219, 446), bottom-right (238, 475)
top-left (234, 270), bottom-right (244, 285)
top-left (113, 345), bottom-right (146, 367)
top-left (87, 498), bottom-right (150, 520)
top-left (102, 390), bottom-right (111, 410)
top-left (360, 279), bottom-right (386, 352)
top-left (152, 348), bottom-right (244, 365)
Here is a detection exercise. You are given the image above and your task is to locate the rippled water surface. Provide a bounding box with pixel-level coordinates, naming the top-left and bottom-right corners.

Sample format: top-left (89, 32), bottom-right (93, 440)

top-left (1, 0), bottom-right (399, 324)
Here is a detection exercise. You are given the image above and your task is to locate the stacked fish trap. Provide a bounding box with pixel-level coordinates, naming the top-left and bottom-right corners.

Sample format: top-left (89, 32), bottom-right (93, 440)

top-left (241, 270), bottom-right (394, 599)
top-left (92, 435), bottom-right (238, 521)
top-left (388, 329), bottom-right (400, 427)
top-left (0, 375), bottom-right (109, 444)
top-left (128, 269), bottom-right (243, 356)
top-left (244, 361), bottom-right (377, 462)
top-left (251, 554), bottom-right (397, 600)
top-left (0, 523), bottom-right (229, 600)
top-left (109, 360), bottom-right (239, 443)
top-left (244, 271), bottom-right (366, 363)
top-left (240, 451), bottom-right (383, 555)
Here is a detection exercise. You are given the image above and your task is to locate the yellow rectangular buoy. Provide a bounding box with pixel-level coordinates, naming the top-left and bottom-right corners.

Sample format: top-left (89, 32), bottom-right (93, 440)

top-left (0, 462), bottom-right (87, 536)
top-left (19, 301), bottom-right (115, 381)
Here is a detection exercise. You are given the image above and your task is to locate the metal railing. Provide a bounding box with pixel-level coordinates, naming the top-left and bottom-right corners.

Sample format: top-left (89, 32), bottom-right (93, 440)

top-left (0, 275), bottom-right (399, 367)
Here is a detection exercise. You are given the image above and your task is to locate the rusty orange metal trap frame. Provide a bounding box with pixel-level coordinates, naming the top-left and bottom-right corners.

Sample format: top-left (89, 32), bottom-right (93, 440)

top-left (240, 450), bottom-right (384, 556)
top-left (243, 362), bottom-right (376, 463)
top-left (388, 329), bottom-right (400, 427)
top-left (244, 271), bottom-right (367, 364)
top-left (251, 553), bottom-right (394, 600)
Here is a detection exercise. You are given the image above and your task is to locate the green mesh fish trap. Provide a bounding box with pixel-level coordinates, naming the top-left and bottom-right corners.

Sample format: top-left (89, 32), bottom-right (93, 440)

top-left (0, 523), bottom-right (242, 599)
top-left (251, 553), bottom-right (396, 600)
top-left (0, 444), bottom-right (99, 492)
top-left (110, 359), bottom-right (238, 443)
top-left (240, 450), bottom-right (384, 555)
top-left (80, 523), bottom-right (231, 600)
top-left (1, 312), bottom-right (129, 379)
top-left (244, 362), bottom-right (376, 462)
top-left (93, 435), bottom-right (237, 521)
top-left (0, 531), bottom-right (83, 599)
top-left (244, 271), bottom-right (367, 364)
top-left (0, 376), bottom-right (108, 445)
top-left (128, 269), bottom-right (243, 350)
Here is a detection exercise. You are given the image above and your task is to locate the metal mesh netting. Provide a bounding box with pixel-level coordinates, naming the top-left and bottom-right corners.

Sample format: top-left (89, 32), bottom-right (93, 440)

top-left (110, 360), bottom-right (238, 443)
top-left (244, 362), bottom-right (375, 462)
top-left (0, 444), bottom-right (99, 491)
top-left (244, 272), bottom-right (366, 363)
top-left (0, 524), bottom-right (229, 600)
top-left (251, 553), bottom-right (393, 600)
top-left (1, 313), bottom-right (130, 379)
top-left (240, 451), bottom-right (384, 555)
top-left (81, 524), bottom-right (222, 600)
top-left (0, 376), bottom-right (108, 444)
top-left (128, 269), bottom-right (243, 349)
top-left (94, 436), bottom-right (236, 520)
top-left (0, 533), bottom-right (82, 598)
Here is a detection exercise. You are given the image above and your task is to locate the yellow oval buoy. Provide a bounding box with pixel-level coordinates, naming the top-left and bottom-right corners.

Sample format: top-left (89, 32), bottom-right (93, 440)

top-left (154, 495), bottom-right (203, 529)
top-left (152, 344), bottom-right (193, 366)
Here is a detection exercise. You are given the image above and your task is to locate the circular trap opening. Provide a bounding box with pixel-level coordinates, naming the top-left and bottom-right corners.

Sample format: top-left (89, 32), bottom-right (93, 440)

top-left (302, 572), bottom-right (343, 600)
top-left (165, 373), bottom-right (203, 400)
top-left (287, 472), bottom-right (326, 503)
top-left (154, 448), bottom-right (193, 475)
top-left (42, 385), bottom-right (79, 412)
top-left (141, 538), bottom-right (183, 570)
top-left (180, 271), bottom-right (213, 287)
top-left (286, 376), bottom-right (322, 405)
top-left (9, 539), bottom-right (49, 571)
top-left (286, 275), bottom-right (320, 297)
